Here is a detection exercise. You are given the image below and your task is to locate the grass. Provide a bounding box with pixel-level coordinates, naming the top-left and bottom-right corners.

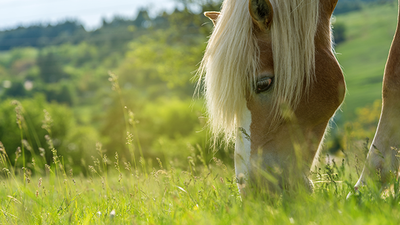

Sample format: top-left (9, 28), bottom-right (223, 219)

top-left (0, 98), bottom-right (399, 225)
top-left (2, 142), bottom-right (400, 224)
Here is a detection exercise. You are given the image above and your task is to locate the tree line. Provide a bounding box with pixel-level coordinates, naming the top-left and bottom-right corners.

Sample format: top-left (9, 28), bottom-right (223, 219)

top-left (0, 0), bottom-right (388, 51)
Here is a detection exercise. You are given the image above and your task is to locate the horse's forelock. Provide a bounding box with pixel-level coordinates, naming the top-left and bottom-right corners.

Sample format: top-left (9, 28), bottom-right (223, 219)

top-left (197, 0), bottom-right (320, 142)
top-left (269, 0), bottom-right (319, 116)
top-left (198, 0), bottom-right (259, 141)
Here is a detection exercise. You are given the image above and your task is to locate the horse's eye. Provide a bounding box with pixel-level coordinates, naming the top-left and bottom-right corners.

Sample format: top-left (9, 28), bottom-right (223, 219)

top-left (256, 77), bottom-right (273, 93)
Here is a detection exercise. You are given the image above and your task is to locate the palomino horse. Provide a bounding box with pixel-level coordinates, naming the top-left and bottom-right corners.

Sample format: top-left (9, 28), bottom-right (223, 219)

top-left (199, 0), bottom-right (400, 195)
top-left (198, 0), bottom-right (345, 194)
top-left (353, 1), bottom-right (400, 193)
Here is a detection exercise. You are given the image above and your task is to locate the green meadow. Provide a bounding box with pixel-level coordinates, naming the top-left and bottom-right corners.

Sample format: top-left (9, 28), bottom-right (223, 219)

top-left (2, 123), bottom-right (400, 224)
top-left (336, 3), bottom-right (398, 120)
top-left (1, 2), bottom-right (400, 224)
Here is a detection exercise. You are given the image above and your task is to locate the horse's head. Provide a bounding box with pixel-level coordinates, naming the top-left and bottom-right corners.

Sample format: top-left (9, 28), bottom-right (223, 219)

top-left (200, 0), bottom-right (345, 194)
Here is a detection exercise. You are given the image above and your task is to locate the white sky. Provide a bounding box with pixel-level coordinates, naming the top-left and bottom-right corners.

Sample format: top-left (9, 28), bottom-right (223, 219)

top-left (0, 0), bottom-right (178, 31)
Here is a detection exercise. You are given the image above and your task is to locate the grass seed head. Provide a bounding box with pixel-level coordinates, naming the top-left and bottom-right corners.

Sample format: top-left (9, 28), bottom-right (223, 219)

top-left (0, 142), bottom-right (6, 155)
top-left (42, 109), bottom-right (53, 134)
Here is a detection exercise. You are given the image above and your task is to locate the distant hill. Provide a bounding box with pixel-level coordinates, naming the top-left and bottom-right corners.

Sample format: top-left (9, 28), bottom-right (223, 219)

top-left (0, 16), bottom-right (150, 51)
top-left (0, 21), bottom-right (86, 51)
top-left (0, 0), bottom-right (391, 51)
top-left (335, 3), bottom-right (398, 121)
top-left (0, 7), bottom-right (204, 52)
top-left (334, 0), bottom-right (394, 15)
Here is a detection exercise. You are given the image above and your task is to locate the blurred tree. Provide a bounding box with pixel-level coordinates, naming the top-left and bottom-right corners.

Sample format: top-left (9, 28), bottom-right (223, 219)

top-left (334, 1), bottom-right (362, 15)
top-left (3, 80), bottom-right (26, 98)
top-left (333, 22), bottom-right (346, 45)
top-left (133, 9), bottom-right (151, 28)
top-left (0, 20), bottom-right (86, 50)
top-left (333, 0), bottom-right (394, 15)
top-left (37, 51), bottom-right (69, 83)
top-left (44, 82), bottom-right (76, 106)
top-left (173, 0), bottom-right (222, 10)
top-left (116, 34), bottom-right (204, 98)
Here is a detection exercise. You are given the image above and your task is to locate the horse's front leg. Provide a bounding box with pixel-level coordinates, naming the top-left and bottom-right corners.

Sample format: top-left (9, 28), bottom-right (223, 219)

top-left (351, 1), bottom-right (400, 195)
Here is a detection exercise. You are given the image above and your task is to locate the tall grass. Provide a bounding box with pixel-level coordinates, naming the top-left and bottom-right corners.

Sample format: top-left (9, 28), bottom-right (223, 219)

top-left (1, 74), bottom-right (400, 224)
top-left (2, 142), bottom-right (400, 224)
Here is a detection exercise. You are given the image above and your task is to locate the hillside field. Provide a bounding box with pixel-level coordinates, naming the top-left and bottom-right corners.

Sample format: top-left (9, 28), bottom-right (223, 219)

top-left (336, 3), bottom-right (398, 121)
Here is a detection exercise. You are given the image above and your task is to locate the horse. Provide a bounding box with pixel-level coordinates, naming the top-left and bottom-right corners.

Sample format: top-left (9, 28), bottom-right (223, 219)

top-left (352, 0), bottom-right (400, 195)
top-left (198, 0), bottom-right (345, 194)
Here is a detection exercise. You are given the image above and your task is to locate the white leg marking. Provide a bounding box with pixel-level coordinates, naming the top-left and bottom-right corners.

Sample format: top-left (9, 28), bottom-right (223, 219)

top-left (235, 107), bottom-right (252, 187)
top-left (355, 105), bottom-right (400, 189)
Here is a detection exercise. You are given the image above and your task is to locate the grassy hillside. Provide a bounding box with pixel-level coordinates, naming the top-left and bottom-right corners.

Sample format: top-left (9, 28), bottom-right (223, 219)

top-left (335, 3), bottom-right (398, 121)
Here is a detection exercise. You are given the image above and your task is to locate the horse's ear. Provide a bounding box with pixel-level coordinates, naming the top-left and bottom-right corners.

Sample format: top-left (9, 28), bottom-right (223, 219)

top-left (249, 0), bottom-right (273, 30)
top-left (204, 11), bottom-right (220, 26)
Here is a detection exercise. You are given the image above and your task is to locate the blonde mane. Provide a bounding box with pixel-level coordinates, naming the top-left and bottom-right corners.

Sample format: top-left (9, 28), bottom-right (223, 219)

top-left (198, 0), bottom-right (320, 141)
